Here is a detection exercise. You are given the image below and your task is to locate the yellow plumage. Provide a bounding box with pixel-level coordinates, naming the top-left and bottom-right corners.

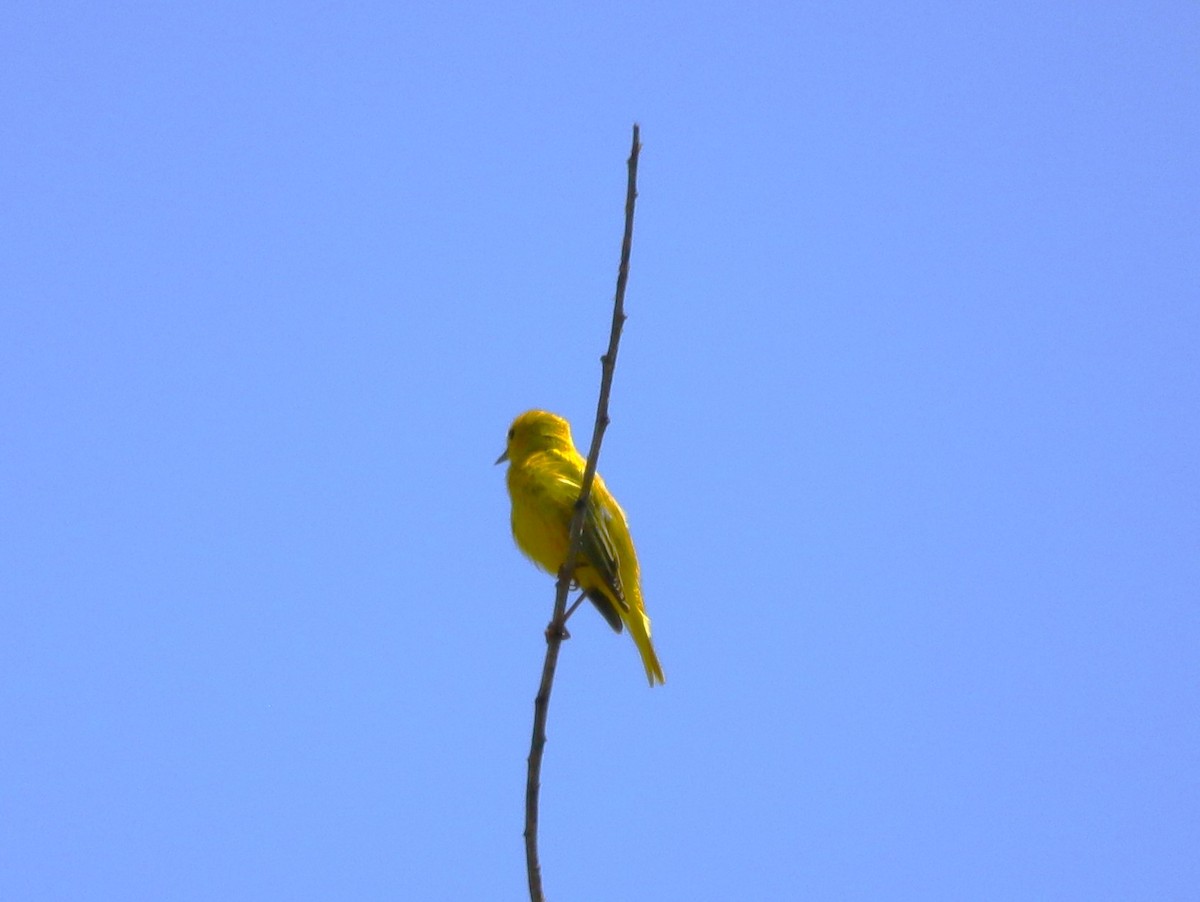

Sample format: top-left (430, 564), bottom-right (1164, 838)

top-left (496, 410), bottom-right (664, 686)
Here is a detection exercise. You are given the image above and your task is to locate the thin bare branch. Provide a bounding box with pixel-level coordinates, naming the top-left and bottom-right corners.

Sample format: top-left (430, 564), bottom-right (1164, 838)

top-left (524, 123), bottom-right (642, 902)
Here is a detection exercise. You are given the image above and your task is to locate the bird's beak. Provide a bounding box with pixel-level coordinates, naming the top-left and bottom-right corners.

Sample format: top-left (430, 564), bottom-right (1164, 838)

top-left (494, 449), bottom-right (508, 465)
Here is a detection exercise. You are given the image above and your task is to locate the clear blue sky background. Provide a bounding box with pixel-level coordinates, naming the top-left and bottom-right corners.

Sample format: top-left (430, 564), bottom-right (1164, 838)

top-left (2, 3), bottom-right (1196, 899)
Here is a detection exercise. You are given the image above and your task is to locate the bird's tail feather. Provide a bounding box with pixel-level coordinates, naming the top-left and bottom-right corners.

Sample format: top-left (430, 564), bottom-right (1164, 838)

top-left (625, 609), bottom-right (665, 686)
top-left (585, 589), bottom-right (624, 633)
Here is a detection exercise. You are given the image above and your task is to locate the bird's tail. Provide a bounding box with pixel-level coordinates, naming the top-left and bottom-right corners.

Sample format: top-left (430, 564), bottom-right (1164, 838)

top-left (625, 607), bottom-right (665, 687)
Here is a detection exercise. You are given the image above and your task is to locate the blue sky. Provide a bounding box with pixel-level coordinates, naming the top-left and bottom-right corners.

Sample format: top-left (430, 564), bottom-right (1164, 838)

top-left (2, 2), bottom-right (1197, 899)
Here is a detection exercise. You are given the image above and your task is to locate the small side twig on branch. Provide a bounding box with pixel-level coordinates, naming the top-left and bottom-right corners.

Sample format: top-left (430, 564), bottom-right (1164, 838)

top-left (523, 123), bottom-right (642, 902)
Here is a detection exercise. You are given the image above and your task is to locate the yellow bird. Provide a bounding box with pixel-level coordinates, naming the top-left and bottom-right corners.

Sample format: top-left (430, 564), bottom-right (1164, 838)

top-left (496, 410), bottom-right (664, 686)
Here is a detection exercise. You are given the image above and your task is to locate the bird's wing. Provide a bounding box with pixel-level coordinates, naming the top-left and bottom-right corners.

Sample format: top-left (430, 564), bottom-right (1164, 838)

top-left (544, 451), bottom-right (628, 613)
top-left (580, 495), bottom-right (628, 613)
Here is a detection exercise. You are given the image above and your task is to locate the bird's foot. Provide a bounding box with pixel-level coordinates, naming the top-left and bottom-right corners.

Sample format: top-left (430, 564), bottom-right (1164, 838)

top-left (545, 621), bottom-right (570, 642)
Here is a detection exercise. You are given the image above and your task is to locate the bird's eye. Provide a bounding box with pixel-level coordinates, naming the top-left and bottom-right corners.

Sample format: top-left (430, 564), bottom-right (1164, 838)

top-left (508, 428), bottom-right (515, 440)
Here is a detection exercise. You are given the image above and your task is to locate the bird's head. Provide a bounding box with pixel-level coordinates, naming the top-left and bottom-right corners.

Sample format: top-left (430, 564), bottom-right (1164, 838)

top-left (495, 410), bottom-right (575, 465)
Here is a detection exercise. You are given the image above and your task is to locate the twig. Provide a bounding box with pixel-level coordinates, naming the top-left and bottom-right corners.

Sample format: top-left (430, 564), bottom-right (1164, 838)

top-left (523, 123), bottom-right (641, 902)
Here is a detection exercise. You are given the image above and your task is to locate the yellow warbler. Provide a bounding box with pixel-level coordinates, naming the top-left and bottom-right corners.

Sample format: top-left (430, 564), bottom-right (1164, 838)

top-left (496, 410), bottom-right (664, 686)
